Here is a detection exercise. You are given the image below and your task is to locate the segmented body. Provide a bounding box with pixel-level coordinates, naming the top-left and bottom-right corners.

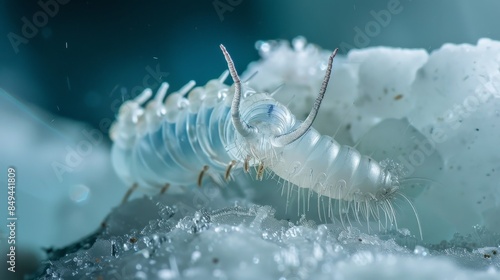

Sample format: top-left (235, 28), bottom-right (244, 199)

top-left (110, 74), bottom-right (236, 188)
top-left (110, 45), bottom-right (419, 236)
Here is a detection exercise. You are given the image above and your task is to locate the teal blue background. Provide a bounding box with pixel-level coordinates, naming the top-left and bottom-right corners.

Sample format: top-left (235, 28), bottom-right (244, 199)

top-left (2, 0), bottom-right (499, 131)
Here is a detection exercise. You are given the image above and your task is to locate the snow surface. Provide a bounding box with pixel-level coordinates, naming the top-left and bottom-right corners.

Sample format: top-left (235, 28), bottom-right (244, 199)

top-left (28, 38), bottom-right (500, 279)
top-left (34, 183), bottom-right (499, 279)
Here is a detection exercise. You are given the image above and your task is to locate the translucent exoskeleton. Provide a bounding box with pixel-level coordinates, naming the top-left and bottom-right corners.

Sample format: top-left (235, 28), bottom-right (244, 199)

top-left (109, 45), bottom-right (422, 238)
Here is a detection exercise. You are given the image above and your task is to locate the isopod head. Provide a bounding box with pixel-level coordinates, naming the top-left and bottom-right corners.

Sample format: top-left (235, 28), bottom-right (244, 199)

top-left (236, 92), bottom-right (297, 160)
top-left (220, 44), bottom-right (339, 165)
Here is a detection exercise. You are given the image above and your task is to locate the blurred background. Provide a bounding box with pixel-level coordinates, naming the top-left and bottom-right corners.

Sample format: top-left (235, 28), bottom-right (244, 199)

top-left (1, 0), bottom-right (500, 278)
top-left (2, 0), bottom-right (500, 128)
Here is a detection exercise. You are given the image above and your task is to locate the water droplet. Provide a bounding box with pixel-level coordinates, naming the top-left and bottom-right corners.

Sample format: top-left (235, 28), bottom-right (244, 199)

top-left (69, 184), bottom-right (90, 203)
top-left (191, 251), bottom-right (201, 262)
top-left (262, 232), bottom-right (269, 239)
top-left (414, 245), bottom-right (429, 256)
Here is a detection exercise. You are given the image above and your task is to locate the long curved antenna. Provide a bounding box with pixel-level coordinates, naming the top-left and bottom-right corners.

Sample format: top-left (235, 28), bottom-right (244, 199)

top-left (220, 44), bottom-right (255, 138)
top-left (274, 48), bottom-right (338, 147)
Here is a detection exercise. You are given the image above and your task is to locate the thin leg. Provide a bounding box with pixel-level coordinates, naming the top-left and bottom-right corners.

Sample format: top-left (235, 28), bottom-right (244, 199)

top-left (257, 162), bottom-right (265, 180)
top-left (244, 156), bottom-right (251, 173)
top-left (121, 183), bottom-right (138, 205)
top-left (160, 183), bottom-right (171, 194)
top-left (225, 160), bottom-right (237, 181)
top-left (198, 165), bottom-right (209, 187)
